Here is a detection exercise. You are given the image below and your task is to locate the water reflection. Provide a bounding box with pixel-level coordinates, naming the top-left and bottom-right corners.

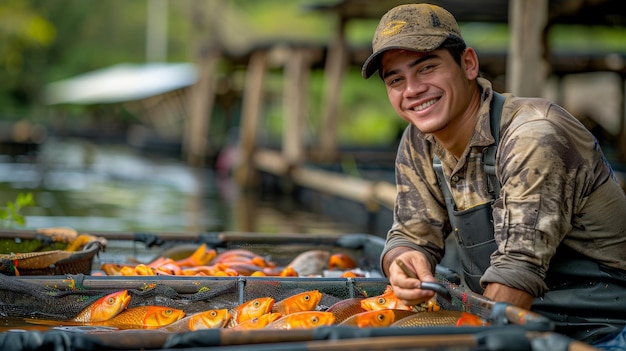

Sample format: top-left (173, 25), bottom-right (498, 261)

top-left (0, 138), bottom-right (363, 235)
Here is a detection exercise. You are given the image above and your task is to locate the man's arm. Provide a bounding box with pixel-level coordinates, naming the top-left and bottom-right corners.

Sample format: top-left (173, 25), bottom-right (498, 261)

top-left (381, 246), bottom-right (415, 276)
top-left (483, 282), bottom-right (534, 310)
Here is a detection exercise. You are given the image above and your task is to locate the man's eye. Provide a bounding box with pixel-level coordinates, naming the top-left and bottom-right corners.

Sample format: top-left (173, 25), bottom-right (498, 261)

top-left (420, 64), bottom-right (435, 72)
top-left (386, 77), bottom-right (402, 86)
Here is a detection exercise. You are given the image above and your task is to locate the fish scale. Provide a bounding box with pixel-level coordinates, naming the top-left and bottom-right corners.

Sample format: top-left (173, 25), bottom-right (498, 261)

top-left (391, 310), bottom-right (480, 328)
top-left (325, 298), bottom-right (366, 323)
top-left (339, 309), bottom-right (418, 328)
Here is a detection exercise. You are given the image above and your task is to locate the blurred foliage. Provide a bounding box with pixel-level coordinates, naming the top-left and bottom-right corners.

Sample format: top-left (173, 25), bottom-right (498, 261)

top-left (0, 0), bottom-right (623, 147)
top-left (0, 192), bottom-right (35, 228)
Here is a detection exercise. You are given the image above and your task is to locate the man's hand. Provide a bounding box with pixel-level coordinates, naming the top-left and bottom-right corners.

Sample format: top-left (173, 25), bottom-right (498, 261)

top-left (386, 250), bottom-right (437, 306)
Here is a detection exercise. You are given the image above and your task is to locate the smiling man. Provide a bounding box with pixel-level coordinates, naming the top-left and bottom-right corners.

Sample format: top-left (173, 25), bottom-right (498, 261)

top-left (362, 3), bottom-right (626, 345)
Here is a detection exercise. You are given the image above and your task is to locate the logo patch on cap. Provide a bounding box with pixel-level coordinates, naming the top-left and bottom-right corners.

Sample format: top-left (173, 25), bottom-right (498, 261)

top-left (380, 20), bottom-right (406, 37)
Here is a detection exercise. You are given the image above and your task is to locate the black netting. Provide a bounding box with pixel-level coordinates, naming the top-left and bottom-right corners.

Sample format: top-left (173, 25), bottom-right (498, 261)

top-left (1, 274), bottom-right (389, 321)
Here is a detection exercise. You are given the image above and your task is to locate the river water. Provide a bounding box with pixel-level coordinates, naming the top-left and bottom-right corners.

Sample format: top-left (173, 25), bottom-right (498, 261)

top-left (0, 137), bottom-right (366, 235)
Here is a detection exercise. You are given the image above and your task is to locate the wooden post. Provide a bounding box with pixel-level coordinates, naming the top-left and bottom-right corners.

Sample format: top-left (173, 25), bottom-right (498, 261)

top-left (184, 0), bottom-right (224, 168)
top-left (236, 50), bottom-right (268, 189)
top-left (506, 0), bottom-right (549, 97)
top-left (283, 47), bottom-right (310, 166)
top-left (318, 17), bottom-right (348, 162)
top-left (617, 74), bottom-right (626, 164)
top-left (185, 51), bottom-right (218, 167)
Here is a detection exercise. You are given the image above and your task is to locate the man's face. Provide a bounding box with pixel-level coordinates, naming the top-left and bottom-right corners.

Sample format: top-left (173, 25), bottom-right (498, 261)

top-left (380, 48), bottom-right (479, 137)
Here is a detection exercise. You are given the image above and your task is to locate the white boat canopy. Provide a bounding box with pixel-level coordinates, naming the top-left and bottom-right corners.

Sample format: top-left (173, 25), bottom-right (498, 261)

top-left (45, 63), bottom-right (197, 105)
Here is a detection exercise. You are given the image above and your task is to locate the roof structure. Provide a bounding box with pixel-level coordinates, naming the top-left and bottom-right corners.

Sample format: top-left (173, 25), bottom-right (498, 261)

top-left (45, 63), bottom-right (197, 105)
top-left (304, 0), bottom-right (626, 26)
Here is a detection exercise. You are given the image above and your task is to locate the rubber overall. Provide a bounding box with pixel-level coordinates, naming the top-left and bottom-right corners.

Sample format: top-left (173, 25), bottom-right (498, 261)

top-left (433, 92), bottom-right (626, 343)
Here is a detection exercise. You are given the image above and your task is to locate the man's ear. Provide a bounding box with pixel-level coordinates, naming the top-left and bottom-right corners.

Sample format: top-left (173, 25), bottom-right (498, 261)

top-left (462, 48), bottom-right (480, 80)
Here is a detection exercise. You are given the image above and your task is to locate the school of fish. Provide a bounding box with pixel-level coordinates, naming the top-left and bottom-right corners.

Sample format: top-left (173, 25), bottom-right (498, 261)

top-left (23, 285), bottom-right (486, 331)
top-left (20, 244), bottom-right (485, 332)
top-left (97, 245), bottom-right (364, 278)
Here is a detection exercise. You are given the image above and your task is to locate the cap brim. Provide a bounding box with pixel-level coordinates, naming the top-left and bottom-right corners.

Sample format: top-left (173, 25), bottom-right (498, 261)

top-left (361, 35), bottom-right (448, 79)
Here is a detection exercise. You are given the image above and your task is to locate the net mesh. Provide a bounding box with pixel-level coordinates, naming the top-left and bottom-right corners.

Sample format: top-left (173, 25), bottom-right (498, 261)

top-left (0, 274), bottom-right (388, 321)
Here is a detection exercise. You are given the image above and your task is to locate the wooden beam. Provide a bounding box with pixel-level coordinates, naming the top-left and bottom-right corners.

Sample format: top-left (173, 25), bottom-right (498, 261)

top-left (252, 148), bottom-right (396, 211)
top-left (507, 0), bottom-right (549, 96)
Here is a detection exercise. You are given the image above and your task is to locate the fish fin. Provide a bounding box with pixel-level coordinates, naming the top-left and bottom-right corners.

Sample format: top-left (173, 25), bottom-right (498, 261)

top-left (455, 312), bottom-right (483, 327)
top-left (24, 318), bottom-right (86, 327)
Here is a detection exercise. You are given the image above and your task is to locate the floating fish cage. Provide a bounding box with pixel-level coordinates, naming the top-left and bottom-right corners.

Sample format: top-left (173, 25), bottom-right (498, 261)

top-left (0, 228), bottom-right (105, 276)
top-left (0, 230), bottom-right (594, 351)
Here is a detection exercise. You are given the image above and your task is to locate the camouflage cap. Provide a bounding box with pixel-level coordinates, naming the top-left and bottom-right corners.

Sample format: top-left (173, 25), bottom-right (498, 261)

top-left (361, 3), bottom-right (464, 79)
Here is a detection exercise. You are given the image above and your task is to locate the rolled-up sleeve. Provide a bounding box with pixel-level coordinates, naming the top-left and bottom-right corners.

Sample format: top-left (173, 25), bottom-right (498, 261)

top-left (482, 103), bottom-right (593, 296)
top-left (380, 126), bottom-right (449, 274)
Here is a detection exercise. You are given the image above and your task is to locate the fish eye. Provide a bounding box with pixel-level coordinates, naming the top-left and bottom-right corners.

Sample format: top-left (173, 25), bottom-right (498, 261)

top-left (253, 301), bottom-right (261, 307)
top-left (304, 295), bottom-right (310, 301)
top-left (107, 297), bottom-right (115, 304)
top-left (311, 316), bottom-right (319, 323)
top-left (377, 314), bottom-right (385, 321)
top-left (377, 298), bottom-right (386, 304)
top-left (210, 311), bottom-right (217, 317)
top-left (165, 309), bottom-right (173, 315)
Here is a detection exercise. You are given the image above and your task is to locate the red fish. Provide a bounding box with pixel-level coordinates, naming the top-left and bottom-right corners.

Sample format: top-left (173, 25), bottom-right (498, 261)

top-left (227, 297), bottom-right (275, 327)
top-left (160, 309), bottom-right (230, 332)
top-left (272, 290), bottom-right (322, 315)
top-left (264, 311), bottom-right (336, 330)
top-left (71, 290), bottom-right (131, 322)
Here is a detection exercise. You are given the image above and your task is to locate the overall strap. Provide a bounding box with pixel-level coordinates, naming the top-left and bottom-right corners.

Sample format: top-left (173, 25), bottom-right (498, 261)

top-left (482, 91), bottom-right (505, 198)
top-left (434, 91), bottom-right (506, 206)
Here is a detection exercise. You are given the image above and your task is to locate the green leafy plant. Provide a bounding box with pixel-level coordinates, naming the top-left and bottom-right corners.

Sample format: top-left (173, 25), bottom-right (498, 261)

top-left (0, 193), bottom-right (35, 228)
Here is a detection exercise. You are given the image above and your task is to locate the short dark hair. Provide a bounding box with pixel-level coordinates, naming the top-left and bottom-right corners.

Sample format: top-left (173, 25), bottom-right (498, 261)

top-left (440, 37), bottom-right (467, 66)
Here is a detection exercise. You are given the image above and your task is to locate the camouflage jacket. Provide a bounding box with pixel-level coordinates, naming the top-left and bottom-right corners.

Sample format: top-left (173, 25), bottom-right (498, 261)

top-left (383, 77), bottom-right (626, 296)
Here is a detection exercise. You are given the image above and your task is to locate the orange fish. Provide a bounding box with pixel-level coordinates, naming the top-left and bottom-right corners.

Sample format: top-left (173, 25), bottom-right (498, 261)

top-left (360, 285), bottom-right (413, 311)
top-left (172, 244), bottom-right (217, 267)
top-left (264, 311), bottom-right (336, 330)
top-left (160, 309), bottom-right (230, 332)
top-left (229, 312), bottom-right (282, 330)
top-left (339, 309), bottom-right (417, 328)
top-left (100, 263), bottom-right (157, 276)
top-left (227, 297), bottom-right (274, 328)
top-left (212, 249), bottom-right (268, 264)
top-left (326, 298), bottom-right (366, 323)
top-left (328, 253), bottom-right (357, 270)
top-left (71, 290), bottom-right (131, 322)
top-left (101, 305), bottom-right (185, 329)
top-left (272, 290), bottom-right (322, 315)
top-left (25, 305), bottom-right (185, 330)
top-left (455, 312), bottom-right (485, 327)
top-left (215, 262), bottom-right (265, 276)
top-left (277, 266), bottom-right (299, 277)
